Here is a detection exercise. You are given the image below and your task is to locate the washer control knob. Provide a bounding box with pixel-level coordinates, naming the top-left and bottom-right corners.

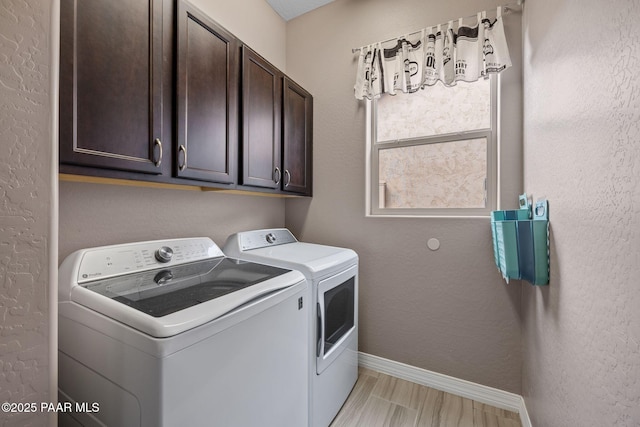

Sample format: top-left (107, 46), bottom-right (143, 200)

top-left (266, 233), bottom-right (277, 244)
top-left (155, 246), bottom-right (174, 263)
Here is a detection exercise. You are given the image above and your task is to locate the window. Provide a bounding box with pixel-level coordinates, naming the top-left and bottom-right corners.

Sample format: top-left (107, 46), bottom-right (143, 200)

top-left (366, 76), bottom-right (497, 217)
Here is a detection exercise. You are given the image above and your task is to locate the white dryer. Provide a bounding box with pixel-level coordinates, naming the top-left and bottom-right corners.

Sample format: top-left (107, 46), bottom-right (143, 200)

top-left (58, 237), bottom-right (308, 427)
top-left (224, 229), bottom-right (358, 427)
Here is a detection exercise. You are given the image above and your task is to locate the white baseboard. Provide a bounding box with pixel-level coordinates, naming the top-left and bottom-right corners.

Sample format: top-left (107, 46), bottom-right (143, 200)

top-left (358, 352), bottom-right (532, 427)
top-left (519, 397), bottom-right (532, 427)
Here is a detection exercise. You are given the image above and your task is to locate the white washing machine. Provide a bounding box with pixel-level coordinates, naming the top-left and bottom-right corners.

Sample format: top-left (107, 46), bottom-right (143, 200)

top-left (58, 237), bottom-right (308, 427)
top-left (224, 229), bottom-right (358, 427)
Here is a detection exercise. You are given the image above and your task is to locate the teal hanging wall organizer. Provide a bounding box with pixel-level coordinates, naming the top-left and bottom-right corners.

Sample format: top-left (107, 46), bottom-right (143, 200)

top-left (491, 196), bottom-right (549, 286)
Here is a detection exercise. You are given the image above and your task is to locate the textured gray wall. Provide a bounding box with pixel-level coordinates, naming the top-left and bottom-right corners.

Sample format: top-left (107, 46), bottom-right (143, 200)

top-left (59, 182), bottom-right (285, 261)
top-left (522, 0), bottom-right (640, 425)
top-left (285, 0), bottom-right (523, 393)
top-left (0, 0), bottom-right (54, 425)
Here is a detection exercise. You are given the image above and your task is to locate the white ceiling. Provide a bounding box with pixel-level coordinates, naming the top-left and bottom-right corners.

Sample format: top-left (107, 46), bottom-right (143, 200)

top-left (266, 0), bottom-right (335, 20)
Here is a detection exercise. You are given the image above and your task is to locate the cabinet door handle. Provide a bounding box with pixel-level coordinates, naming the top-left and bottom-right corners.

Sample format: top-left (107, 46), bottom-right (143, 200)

top-left (178, 145), bottom-right (187, 171)
top-left (284, 169), bottom-right (291, 188)
top-left (153, 138), bottom-right (163, 167)
top-left (274, 167), bottom-right (281, 185)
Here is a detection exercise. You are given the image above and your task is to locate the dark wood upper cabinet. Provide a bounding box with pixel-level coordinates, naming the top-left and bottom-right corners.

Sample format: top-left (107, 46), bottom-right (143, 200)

top-left (283, 78), bottom-right (313, 196)
top-left (240, 47), bottom-right (283, 189)
top-left (59, 0), bottom-right (311, 195)
top-left (175, 0), bottom-right (238, 184)
top-left (240, 50), bottom-right (313, 196)
top-left (59, 0), bottom-right (167, 175)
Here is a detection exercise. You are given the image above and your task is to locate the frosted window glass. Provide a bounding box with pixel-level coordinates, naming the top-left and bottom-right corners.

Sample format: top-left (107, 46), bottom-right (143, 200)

top-left (376, 79), bottom-right (491, 142)
top-left (378, 138), bottom-right (487, 209)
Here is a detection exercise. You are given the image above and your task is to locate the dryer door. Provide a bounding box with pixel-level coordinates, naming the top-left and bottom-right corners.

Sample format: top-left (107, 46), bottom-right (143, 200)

top-left (316, 264), bottom-right (358, 374)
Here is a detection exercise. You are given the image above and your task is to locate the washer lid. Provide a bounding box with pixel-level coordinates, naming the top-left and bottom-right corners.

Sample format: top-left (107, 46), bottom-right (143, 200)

top-left (80, 257), bottom-right (290, 318)
top-left (69, 257), bottom-right (303, 338)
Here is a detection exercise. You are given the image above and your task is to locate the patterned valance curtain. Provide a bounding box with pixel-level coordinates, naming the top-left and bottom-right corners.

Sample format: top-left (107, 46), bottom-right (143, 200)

top-left (354, 7), bottom-right (512, 100)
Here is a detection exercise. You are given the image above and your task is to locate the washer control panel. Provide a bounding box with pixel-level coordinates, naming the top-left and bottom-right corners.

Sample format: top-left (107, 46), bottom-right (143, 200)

top-left (76, 237), bottom-right (222, 284)
top-left (235, 229), bottom-right (298, 251)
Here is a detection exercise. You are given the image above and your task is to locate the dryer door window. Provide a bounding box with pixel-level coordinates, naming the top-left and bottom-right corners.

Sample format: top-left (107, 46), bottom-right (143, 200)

top-left (323, 277), bottom-right (354, 353)
top-left (317, 264), bottom-right (358, 374)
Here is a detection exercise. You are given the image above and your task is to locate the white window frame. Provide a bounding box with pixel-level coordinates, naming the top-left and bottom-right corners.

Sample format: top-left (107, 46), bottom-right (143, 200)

top-left (365, 75), bottom-right (499, 218)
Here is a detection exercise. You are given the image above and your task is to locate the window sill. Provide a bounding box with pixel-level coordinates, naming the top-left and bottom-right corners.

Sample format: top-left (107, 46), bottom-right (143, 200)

top-left (365, 213), bottom-right (491, 219)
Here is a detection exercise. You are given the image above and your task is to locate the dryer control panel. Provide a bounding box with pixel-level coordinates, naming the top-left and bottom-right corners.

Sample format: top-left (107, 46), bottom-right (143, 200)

top-left (231, 229), bottom-right (298, 251)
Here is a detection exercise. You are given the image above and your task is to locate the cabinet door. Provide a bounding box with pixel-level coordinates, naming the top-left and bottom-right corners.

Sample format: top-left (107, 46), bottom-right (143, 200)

top-left (176, 1), bottom-right (238, 184)
top-left (283, 78), bottom-right (313, 196)
top-left (240, 47), bottom-right (282, 189)
top-left (59, 0), bottom-right (165, 174)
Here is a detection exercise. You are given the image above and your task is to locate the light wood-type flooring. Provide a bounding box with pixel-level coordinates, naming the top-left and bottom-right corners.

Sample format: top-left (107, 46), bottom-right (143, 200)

top-left (330, 367), bottom-right (522, 427)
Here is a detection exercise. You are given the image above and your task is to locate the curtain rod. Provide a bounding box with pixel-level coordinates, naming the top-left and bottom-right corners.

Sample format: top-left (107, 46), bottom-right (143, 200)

top-left (351, 0), bottom-right (523, 54)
